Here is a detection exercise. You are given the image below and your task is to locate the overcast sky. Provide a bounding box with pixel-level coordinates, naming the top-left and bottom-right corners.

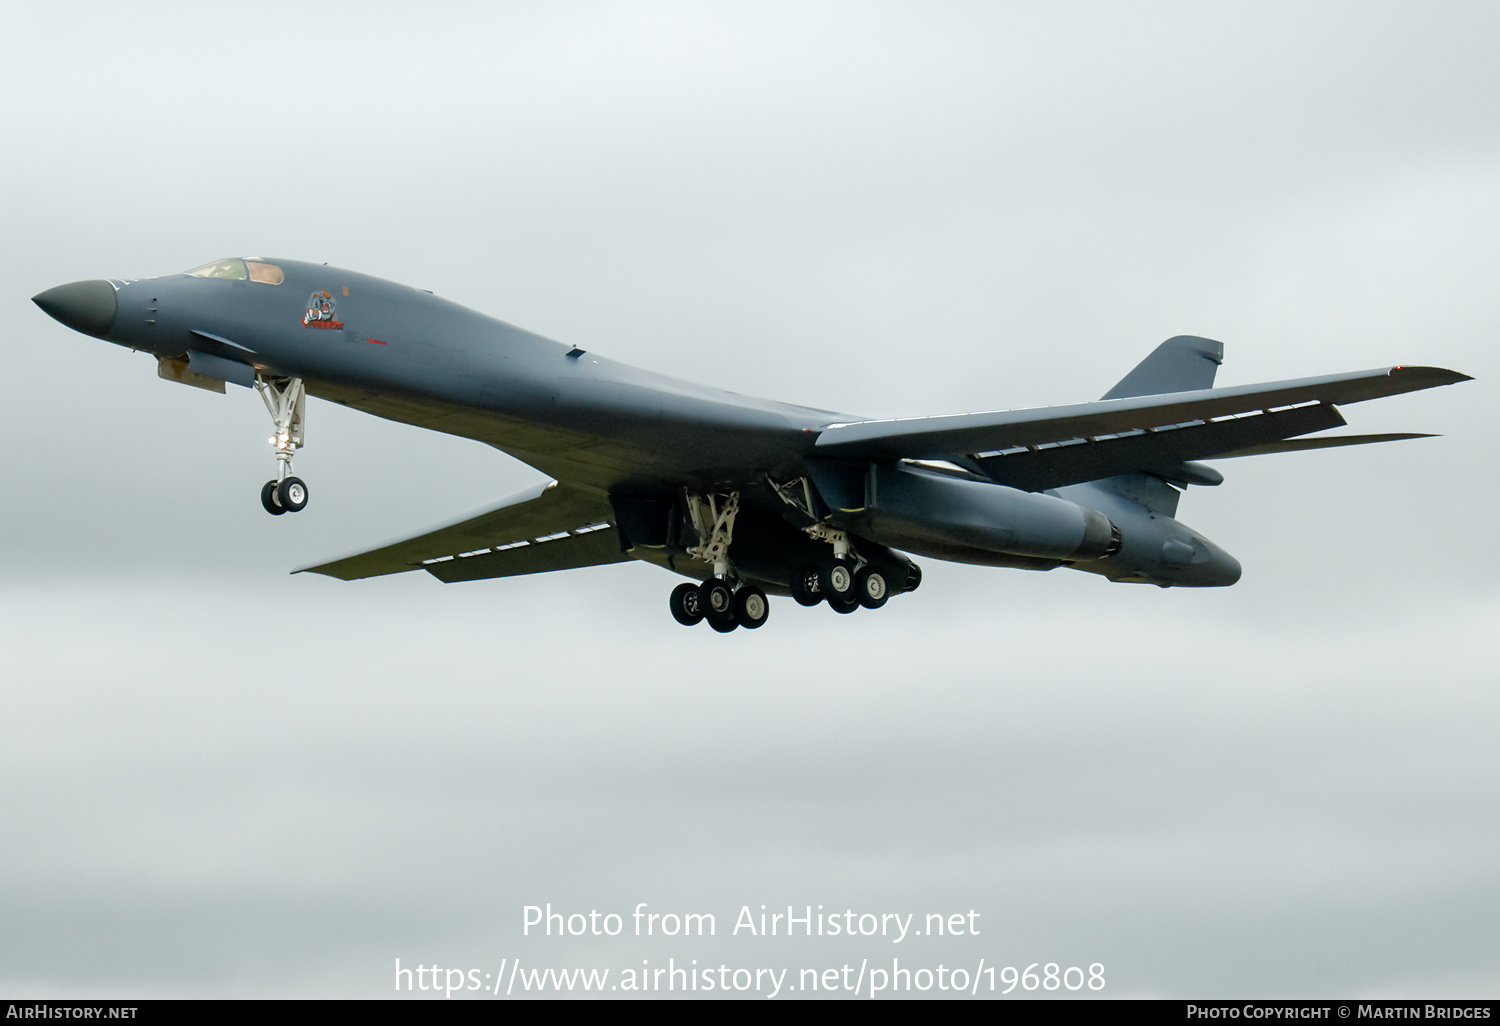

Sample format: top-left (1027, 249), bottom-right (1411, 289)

top-left (1, 0), bottom-right (1495, 999)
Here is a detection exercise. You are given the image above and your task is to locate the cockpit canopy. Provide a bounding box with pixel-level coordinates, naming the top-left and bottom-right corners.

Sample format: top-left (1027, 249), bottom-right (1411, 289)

top-left (184, 258), bottom-right (284, 285)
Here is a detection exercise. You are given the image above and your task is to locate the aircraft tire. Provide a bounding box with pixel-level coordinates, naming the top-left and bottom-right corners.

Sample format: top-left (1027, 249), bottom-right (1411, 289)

top-left (789, 566), bottom-right (822, 607)
top-left (828, 594), bottom-right (860, 614)
top-left (733, 586), bottom-right (770, 629)
top-left (855, 567), bottom-right (889, 609)
top-left (261, 480), bottom-right (286, 515)
top-left (669, 582), bottom-right (705, 626)
top-left (819, 560), bottom-right (855, 601)
top-left (707, 616), bottom-right (739, 633)
top-left (277, 477), bottom-right (309, 513)
top-left (698, 579), bottom-right (735, 624)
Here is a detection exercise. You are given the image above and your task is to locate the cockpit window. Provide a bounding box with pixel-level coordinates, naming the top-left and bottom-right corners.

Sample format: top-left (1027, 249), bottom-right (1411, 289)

top-left (185, 258), bottom-right (248, 280)
top-left (246, 260), bottom-right (284, 285)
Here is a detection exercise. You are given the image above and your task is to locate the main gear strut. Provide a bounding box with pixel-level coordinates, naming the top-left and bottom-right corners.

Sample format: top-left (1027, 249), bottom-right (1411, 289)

top-left (666, 490), bottom-right (769, 632)
top-left (686, 491), bottom-right (741, 627)
top-left (770, 474), bottom-right (903, 613)
top-left (685, 491), bottom-right (739, 578)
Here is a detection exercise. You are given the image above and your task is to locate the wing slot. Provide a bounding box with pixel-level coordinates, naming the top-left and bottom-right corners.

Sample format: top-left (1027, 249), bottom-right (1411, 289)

top-left (423, 528), bottom-right (625, 583)
top-left (974, 402), bottom-right (1345, 492)
top-left (296, 480), bottom-right (626, 582)
top-left (814, 365), bottom-right (1469, 461)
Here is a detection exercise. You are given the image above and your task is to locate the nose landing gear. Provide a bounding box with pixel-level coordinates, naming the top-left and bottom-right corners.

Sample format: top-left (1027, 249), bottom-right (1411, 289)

top-left (254, 374), bottom-right (309, 515)
top-left (261, 476), bottom-right (308, 515)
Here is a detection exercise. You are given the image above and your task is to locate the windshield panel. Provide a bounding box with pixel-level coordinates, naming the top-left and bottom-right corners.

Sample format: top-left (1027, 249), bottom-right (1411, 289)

top-left (246, 260), bottom-right (284, 285)
top-left (185, 258), bottom-right (248, 280)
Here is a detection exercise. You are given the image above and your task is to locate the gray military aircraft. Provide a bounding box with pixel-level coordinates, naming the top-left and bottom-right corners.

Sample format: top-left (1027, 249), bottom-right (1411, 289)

top-left (33, 257), bottom-right (1470, 631)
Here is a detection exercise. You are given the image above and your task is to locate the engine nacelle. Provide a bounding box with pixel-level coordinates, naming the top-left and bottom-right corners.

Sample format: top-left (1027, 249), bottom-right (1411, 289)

top-left (809, 461), bottom-right (1119, 568)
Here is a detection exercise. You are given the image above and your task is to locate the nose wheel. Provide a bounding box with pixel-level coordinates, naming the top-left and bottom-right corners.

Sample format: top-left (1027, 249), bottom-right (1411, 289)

top-left (254, 374), bottom-right (309, 515)
top-left (261, 477), bottom-right (309, 515)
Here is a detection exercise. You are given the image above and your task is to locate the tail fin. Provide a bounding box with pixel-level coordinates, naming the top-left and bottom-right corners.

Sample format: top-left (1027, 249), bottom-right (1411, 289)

top-left (1092, 336), bottom-right (1224, 518)
top-left (1101, 335), bottom-right (1223, 400)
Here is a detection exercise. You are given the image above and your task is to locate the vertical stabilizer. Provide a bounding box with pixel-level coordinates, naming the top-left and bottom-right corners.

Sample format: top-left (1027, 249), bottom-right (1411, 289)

top-left (1100, 335), bottom-right (1223, 400)
top-left (1092, 335), bottom-right (1224, 516)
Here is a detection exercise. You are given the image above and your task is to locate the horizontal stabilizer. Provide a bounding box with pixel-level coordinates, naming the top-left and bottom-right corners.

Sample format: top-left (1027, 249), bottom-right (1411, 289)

top-left (1208, 432), bottom-right (1436, 459)
top-left (296, 480), bottom-right (626, 582)
top-left (815, 365), bottom-right (1470, 462)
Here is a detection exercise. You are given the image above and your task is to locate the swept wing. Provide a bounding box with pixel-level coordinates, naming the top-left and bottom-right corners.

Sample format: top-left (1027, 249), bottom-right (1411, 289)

top-left (814, 365), bottom-right (1468, 491)
top-left (297, 480), bottom-right (624, 582)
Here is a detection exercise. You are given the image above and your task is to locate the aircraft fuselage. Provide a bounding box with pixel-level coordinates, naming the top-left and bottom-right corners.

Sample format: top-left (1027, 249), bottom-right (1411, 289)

top-left (52, 254), bottom-right (1447, 616)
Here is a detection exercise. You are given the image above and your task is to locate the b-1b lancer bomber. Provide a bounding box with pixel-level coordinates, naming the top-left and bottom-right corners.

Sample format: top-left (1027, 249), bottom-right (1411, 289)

top-left (33, 258), bottom-right (1470, 632)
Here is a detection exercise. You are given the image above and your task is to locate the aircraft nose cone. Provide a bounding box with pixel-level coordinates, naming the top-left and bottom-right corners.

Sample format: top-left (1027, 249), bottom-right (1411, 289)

top-left (32, 279), bottom-right (117, 339)
top-left (1202, 549), bottom-right (1242, 587)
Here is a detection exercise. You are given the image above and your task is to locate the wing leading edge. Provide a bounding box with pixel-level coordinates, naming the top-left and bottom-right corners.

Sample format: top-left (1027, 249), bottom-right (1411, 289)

top-left (296, 480), bottom-right (626, 583)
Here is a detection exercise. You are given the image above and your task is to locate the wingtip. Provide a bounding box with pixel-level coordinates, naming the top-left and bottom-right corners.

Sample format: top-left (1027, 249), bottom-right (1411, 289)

top-left (1390, 365), bottom-right (1473, 386)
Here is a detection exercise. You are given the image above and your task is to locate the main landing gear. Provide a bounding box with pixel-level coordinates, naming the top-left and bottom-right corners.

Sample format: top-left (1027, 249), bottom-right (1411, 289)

top-left (786, 520), bottom-right (890, 615)
top-left (788, 555), bottom-right (890, 614)
top-left (664, 481), bottom-right (917, 631)
top-left (769, 475), bottom-right (901, 617)
top-left (667, 491), bottom-right (771, 633)
top-left (669, 580), bottom-right (770, 632)
top-left (255, 374), bottom-right (309, 516)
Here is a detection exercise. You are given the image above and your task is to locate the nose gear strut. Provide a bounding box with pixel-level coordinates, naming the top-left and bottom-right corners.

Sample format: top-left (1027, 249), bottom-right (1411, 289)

top-left (254, 374), bottom-right (309, 515)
